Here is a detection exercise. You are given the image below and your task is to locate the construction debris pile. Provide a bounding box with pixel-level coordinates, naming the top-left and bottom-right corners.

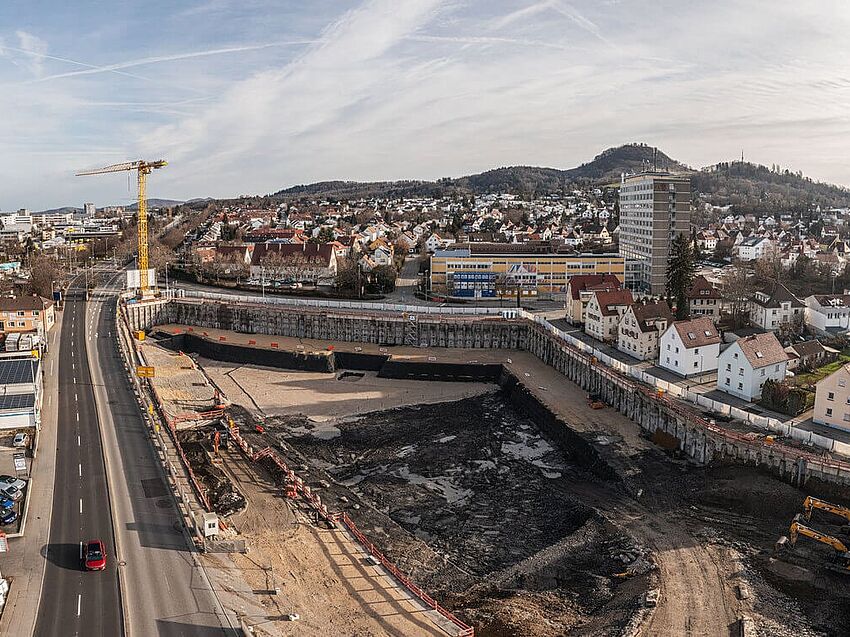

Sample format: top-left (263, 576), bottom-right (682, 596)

top-left (177, 428), bottom-right (246, 517)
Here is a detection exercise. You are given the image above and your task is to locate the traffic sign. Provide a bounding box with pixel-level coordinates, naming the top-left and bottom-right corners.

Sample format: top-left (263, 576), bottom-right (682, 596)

top-left (136, 366), bottom-right (155, 378)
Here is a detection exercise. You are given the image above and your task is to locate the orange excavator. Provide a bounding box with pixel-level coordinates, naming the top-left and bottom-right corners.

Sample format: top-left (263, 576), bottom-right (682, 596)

top-left (784, 514), bottom-right (850, 575)
top-left (802, 496), bottom-right (850, 531)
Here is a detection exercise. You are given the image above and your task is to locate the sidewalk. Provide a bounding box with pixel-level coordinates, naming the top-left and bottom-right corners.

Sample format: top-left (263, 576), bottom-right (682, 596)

top-left (0, 312), bottom-right (63, 636)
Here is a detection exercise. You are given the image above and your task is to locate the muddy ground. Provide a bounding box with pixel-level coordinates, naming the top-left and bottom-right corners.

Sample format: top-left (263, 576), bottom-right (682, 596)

top-left (239, 393), bottom-right (653, 636)
top-left (244, 389), bottom-right (850, 637)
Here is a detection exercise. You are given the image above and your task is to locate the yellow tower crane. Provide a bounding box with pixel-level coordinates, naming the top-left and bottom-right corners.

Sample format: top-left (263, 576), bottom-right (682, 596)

top-left (76, 159), bottom-right (167, 294)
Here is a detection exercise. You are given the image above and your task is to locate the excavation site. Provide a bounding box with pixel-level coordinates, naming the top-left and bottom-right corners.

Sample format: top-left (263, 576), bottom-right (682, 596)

top-left (142, 327), bottom-right (850, 636)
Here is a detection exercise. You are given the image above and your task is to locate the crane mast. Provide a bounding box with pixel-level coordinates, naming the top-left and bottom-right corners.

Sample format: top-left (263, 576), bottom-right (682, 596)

top-left (76, 159), bottom-right (167, 295)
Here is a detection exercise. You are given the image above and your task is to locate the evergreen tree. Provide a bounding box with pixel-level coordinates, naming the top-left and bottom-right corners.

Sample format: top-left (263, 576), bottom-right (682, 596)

top-left (667, 233), bottom-right (698, 319)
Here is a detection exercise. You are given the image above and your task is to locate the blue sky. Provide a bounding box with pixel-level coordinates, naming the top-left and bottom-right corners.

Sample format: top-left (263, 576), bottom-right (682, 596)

top-left (2, 0), bottom-right (850, 209)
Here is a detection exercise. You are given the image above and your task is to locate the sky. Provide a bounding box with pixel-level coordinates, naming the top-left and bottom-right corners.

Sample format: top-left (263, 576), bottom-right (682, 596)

top-left (2, 0), bottom-right (850, 210)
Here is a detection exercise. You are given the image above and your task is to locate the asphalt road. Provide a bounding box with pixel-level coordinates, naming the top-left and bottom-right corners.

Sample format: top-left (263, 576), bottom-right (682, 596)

top-left (34, 278), bottom-right (123, 637)
top-left (87, 270), bottom-right (233, 636)
top-left (34, 268), bottom-right (233, 637)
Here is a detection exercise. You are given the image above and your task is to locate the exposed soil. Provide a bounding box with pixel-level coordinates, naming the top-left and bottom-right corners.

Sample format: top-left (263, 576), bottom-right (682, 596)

top-left (243, 393), bottom-right (651, 636)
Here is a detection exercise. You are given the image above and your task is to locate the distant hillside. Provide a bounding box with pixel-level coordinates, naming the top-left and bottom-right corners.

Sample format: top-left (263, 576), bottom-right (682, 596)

top-left (271, 142), bottom-right (850, 214)
top-left (127, 198), bottom-right (184, 210)
top-left (693, 162), bottom-right (850, 214)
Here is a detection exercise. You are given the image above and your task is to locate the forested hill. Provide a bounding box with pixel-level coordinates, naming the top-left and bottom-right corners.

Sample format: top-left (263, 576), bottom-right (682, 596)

top-left (270, 143), bottom-right (850, 213)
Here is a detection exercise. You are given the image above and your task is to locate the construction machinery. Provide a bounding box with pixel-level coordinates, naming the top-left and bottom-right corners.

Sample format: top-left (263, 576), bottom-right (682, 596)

top-left (76, 159), bottom-right (167, 296)
top-left (802, 495), bottom-right (850, 529)
top-left (781, 514), bottom-right (850, 574)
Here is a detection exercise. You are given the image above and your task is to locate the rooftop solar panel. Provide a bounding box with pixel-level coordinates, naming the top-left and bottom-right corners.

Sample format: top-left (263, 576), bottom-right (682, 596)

top-left (0, 359), bottom-right (36, 385)
top-left (0, 393), bottom-right (35, 410)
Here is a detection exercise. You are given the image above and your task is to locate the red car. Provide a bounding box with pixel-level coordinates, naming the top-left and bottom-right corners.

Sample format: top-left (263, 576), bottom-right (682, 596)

top-left (83, 539), bottom-right (106, 571)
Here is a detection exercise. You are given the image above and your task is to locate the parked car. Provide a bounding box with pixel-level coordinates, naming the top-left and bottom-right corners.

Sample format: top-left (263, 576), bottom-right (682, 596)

top-left (0, 497), bottom-right (14, 510)
top-left (83, 539), bottom-right (107, 571)
top-left (0, 475), bottom-right (26, 491)
top-left (0, 485), bottom-right (22, 501)
top-left (12, 433), bottom-right (29, 448)
top-left (0, 509), bottom-right (18, 526)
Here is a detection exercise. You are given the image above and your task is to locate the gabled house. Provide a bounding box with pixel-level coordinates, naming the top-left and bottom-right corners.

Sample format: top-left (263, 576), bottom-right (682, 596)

top-left (584, 289), bottom-right (633, 343)
top-left (813, 364), bottom-right (850, 431)
top-left (659, 317), bottom-right (721, 377)
top-left (748, 283), bottom-right (804, 331)
top-left (565, 274), bottom-right (622, 324)
top-left (686, 275), bottom-right (722, 323)
top-left (617, 300), bottom-right (673, 361)
top-left (717, 332), bottom-right (788, 401)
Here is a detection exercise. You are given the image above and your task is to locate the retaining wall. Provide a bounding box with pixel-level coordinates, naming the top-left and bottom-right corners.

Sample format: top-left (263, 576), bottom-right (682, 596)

top-left (124, 298), bottom-right (850, 488)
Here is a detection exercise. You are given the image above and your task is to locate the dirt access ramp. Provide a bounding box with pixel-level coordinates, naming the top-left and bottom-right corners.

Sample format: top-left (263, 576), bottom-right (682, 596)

top-left (214, 433), bottom-right (465, 637)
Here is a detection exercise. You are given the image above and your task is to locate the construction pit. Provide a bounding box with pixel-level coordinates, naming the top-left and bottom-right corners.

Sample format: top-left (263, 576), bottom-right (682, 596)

top-left (143, 330), bottom-right (850, 637)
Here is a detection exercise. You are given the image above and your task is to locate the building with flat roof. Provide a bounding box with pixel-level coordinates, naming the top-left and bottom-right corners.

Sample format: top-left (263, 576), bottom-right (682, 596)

top-left (619, 172), bottom-right (691, 295)
top-left (429, 242), bottom-right (624, 299)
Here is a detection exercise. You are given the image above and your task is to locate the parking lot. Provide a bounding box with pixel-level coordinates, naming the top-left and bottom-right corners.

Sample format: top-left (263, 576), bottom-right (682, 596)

top-left (0, 429), bottom-right (34, 536)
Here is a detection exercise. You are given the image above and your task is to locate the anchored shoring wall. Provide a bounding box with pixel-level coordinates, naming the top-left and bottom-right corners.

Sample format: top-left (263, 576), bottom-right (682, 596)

top-left (124, 299), bottom-right (850, 487)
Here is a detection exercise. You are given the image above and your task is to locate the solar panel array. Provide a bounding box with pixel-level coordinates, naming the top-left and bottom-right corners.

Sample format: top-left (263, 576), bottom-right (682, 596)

top-left (0, 393), bottom-right (35, 410)
top-left (0, 359), bottom-right (36, 385)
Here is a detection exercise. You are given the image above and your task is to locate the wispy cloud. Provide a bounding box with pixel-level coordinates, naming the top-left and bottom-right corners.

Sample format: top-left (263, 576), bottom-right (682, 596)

top-left (30, 41), bottom-right (316, 83)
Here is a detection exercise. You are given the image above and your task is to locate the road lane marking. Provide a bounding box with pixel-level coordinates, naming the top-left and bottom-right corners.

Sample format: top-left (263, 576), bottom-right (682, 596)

top-left (79, 499), bottom-right (83, 514)
top-left (77, 594), bottom-right (81, 617)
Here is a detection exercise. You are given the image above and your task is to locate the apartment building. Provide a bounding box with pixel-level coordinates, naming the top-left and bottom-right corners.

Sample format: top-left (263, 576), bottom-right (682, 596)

top-left (619, 172), bottom-right (691, 295)
top-left (0, 296), bottom-right (55, 335)
top-left (430, 243), bottom-right (624, 298)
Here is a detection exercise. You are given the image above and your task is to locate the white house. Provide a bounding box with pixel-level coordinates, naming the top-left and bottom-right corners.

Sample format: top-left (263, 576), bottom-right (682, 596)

top-left (804, 294), bottom-right (850, 334)
top-left (748, 283), bottom-right (804, 331)
top-left (813, 364), bottom-right (850, 432)
top-left (716, 332), bottom-right (788, 401)
top-left (617, 300), bottom-right (673, 361)
top-left (659, 317), bottom-right (722, 377)
top-left (737, 236), bottom-right (774, 261)
top-left (584, 289), bottom-right (633, 343)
